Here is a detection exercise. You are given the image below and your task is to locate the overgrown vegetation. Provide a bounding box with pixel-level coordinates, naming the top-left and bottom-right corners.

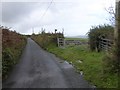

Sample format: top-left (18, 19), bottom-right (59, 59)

top-left (88, 24), bottom-right (114, 52)
top-left (2, 28), bottom-right (26, 80)
top-left (32, 32), bottom-right (118, 88)
top-left (88, 24), bottom-right (119, 73)
top-left (31, 30), bottom-right (64, 50)
top-left (87, 25), bottom-right (118, 72)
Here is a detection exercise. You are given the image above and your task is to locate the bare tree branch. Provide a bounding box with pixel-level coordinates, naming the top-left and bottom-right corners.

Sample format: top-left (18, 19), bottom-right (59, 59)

top-left (105, 6), bottom-right (115, 26)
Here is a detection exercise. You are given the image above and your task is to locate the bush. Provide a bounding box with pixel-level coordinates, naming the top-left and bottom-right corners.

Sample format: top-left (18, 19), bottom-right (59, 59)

top-left (103, 55), bottom-right (115, 73)
top-left (102, 46), bottom-right (119, 74)
top-left (88, 24), bottom-right (114, 51)
top-left (2, 48), bottom-right (14, 79)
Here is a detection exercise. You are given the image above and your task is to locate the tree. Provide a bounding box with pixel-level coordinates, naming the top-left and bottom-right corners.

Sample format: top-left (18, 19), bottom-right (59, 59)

top-left (105, 6), bottom-right (115, 26)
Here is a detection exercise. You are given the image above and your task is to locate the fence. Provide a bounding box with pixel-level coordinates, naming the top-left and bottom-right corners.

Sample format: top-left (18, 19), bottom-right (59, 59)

top-left (57, 37), bottom-right (113, 52)
top-left (57, 38), bottom-right (65, 47)
top-left (65, 40), bottom-right (82, 45)
top-left (99, 38), bottom-right (113, 51)
top-left (57, 38), bottom-right (88, 47)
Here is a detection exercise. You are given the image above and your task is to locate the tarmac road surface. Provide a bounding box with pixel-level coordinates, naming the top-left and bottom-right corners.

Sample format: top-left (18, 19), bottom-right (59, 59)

top-left (3, 38), bottom-right (94, 88)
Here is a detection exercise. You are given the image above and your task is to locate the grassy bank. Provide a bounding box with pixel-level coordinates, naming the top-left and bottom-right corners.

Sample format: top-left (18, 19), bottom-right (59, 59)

top-left (47, 45), bottom-right (118, 88)
top-left (2, 29), bottom-right (27, 80)
top-left (32, 35), bottom-right (118, 88)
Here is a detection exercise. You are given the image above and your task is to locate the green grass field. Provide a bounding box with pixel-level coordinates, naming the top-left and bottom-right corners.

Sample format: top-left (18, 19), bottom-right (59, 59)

top-left (65, 37), bottom-right (88, 42)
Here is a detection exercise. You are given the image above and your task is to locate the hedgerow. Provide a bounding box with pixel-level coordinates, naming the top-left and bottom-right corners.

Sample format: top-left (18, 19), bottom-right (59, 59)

top-left (2, 28), bottom-right (26, 80)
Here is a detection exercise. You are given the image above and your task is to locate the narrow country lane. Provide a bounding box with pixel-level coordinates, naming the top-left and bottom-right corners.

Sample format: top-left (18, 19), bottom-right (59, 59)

top-left (3, 38), bottom-right (94, 88)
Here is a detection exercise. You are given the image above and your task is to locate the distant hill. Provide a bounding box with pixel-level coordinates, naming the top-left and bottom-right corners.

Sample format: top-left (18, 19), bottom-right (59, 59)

top-left (65, 35), bottom-right (88, 38)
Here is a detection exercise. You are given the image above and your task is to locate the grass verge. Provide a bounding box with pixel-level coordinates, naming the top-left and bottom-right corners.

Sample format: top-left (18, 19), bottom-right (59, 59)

top-left (32, 36), bottom-right (118, 88)
top-left (47, 45), bottom-right (118, 88)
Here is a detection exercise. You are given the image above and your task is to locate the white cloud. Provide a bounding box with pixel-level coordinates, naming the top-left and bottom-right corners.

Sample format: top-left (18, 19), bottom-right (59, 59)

top-left (1, 0), bottom-right (115, 36)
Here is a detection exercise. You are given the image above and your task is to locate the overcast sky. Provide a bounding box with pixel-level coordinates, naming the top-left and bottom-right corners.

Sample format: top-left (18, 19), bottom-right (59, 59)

top-left (1, 0), bottom-right (115, 36)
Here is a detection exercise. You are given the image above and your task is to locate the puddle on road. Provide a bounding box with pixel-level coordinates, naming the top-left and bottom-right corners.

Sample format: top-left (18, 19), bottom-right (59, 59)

top-left (64, 61), bottom-right (69, 64)
top-left (61, 61), bottom-right (84, 75)
top-left (61, 61), bottom-right (73, 69)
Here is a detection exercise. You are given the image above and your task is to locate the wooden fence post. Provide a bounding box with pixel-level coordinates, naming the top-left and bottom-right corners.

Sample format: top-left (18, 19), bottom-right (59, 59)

top-left (114, 0), bottom-right (120, 62)
top-left (57, 38), bottom-right (65, 47)
top-left (0, 27), bottom-right (2, 89)
top-left (57, 38), bottom-right (59, 47)
top-left (114, 0), bottom-right (120, 85)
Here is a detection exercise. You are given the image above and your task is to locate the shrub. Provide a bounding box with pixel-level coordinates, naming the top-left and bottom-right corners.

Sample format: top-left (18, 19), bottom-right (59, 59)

top-left (102, 46), bottom-right (119, 74)
top-left (88, 24), bottom-right (114, 51)
top-left (2, 48), bottom-right (14, 79)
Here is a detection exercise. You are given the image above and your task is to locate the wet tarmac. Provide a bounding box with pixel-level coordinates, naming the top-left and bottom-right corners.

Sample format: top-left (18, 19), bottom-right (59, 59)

top-left (3, 38), bottom-right (94, 88)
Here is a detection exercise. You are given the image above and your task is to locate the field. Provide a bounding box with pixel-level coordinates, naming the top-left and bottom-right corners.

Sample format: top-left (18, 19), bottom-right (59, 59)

top-left (32, 35), bottom-right (118, 88)
top-left (65, 37), bottom-right (88, 42)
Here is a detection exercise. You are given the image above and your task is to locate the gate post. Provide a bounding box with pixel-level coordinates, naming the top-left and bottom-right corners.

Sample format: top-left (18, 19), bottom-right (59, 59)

top-left (114, 0), bottom-right (120, 62)
top-left (114, 0), bottom-right (120, 86)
